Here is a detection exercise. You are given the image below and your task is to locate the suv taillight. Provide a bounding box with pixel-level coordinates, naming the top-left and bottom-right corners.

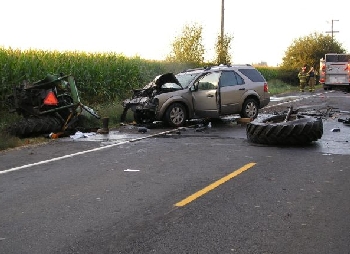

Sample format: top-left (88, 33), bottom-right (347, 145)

top-left (264, 83), bottom-right (268, 93)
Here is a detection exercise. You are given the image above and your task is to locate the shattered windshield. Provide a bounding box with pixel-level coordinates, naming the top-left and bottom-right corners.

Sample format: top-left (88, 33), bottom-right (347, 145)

top-left (175, 73), bottom-right (199, 88)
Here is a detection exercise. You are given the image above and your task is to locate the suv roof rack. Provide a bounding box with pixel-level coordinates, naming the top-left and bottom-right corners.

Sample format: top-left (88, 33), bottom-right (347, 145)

top-left (180, 67), bottom-right (205, 73)
top-left (180, 64), bottom-right (253, 73)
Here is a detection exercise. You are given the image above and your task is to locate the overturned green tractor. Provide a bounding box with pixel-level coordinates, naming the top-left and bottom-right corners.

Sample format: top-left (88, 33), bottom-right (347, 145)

top-left (6, 73), bottom-right (100, 137)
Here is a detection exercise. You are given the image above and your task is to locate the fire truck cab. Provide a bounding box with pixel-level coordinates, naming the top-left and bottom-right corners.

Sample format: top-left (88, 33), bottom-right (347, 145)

top-left (319, 53), bottom-right (350, 91)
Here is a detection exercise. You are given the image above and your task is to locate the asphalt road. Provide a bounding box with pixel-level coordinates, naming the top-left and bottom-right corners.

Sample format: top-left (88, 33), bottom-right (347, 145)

top-left (1, 89), bottom-right (350, 254)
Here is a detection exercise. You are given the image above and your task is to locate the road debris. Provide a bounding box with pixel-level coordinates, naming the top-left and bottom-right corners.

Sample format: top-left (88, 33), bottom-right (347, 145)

top-left (70, 131), bottom-right (96, 139)
top-left (124, 169), bottom-right (140, 172)
top-left (138, 127), bottom-right (148, 133)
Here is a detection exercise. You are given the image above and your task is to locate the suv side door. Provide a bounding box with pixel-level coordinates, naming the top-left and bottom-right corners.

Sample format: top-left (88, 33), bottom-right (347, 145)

top-left (219, 70), bottom-right (246, 115)
top-left (191, 72), bottom-right (221, 118)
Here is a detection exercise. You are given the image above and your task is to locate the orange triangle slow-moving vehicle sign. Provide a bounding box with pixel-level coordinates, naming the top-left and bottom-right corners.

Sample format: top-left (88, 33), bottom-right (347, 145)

top-left (44, 91), bottom-right (58, 105)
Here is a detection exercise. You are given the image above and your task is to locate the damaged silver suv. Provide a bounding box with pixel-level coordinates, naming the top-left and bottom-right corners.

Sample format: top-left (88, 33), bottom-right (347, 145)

top-left (121, 64), bottom-right (270, 127)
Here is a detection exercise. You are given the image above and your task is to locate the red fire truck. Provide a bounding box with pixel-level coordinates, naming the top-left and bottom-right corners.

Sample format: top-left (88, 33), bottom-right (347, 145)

top-left (319, 53), bottom-right (350, 90)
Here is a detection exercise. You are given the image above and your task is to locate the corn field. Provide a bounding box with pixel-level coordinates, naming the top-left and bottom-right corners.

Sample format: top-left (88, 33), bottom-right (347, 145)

top-left (0, 47), bottom-right (295, 111)
top-left (0, 47), bottom-right (193, 109)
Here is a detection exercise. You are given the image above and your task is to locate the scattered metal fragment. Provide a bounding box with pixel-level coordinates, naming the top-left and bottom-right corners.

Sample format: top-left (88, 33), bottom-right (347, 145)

top-left (138, 127), bottom-right (148, 133)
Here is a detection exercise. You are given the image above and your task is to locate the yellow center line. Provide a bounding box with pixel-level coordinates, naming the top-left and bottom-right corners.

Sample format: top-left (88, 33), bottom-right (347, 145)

top-left (174, 162), bottom-right (256, 207)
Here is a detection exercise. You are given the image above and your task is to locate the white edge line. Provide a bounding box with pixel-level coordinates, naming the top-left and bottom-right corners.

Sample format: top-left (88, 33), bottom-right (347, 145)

top-left (0, 129), bottom-right (178, 175)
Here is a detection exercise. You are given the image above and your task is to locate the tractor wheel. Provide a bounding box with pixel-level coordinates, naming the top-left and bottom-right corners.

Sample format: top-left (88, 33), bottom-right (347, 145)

top-left (7, 116), bottom-right (63, 138)
top-left (246, 114), bottom-right (323, 145)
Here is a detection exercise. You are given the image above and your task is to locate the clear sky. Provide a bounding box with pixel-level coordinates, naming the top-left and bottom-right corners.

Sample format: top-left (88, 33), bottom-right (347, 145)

top-left (1, 0), bottom-right (349, 67)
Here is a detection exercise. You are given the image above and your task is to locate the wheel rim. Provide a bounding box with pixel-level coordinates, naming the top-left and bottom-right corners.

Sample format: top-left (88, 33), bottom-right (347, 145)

top-left (245, 101), bottom-right (257, 118)
top-left (170, 106), bottom-right (185, 125)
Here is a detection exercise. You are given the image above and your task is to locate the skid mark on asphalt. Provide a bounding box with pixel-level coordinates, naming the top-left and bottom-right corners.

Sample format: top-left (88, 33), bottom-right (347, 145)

top-left (0, 129), bottom-right (179, 175)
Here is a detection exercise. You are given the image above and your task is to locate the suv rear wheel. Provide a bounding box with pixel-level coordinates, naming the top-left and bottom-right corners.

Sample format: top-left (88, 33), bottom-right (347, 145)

top-left (164, 103), bottom-right (187, 127)
top-left (240, 99), bottom-right (259, 119)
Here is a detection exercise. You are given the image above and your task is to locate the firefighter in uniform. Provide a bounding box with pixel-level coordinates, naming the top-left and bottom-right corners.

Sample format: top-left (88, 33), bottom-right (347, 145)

top-left (307, 66), bottom-right (316, 92)
top-left (298, 66), bottom-right (308, 92)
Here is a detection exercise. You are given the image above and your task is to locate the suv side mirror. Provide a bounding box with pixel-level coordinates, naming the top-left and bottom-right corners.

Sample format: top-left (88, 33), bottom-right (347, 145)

top-left (190, 84), bottom-right (198, 92)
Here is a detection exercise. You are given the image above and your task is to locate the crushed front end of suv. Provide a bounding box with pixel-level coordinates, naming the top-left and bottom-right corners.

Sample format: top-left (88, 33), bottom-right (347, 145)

top-left (121, 64), bottom-right (270, 127)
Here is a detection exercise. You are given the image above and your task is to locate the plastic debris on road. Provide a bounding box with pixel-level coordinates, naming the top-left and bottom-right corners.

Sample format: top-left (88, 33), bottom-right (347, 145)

top-left (70, 131), bottom-right (96, 139)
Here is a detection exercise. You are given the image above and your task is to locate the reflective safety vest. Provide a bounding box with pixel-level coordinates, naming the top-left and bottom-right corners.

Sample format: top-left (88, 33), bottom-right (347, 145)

top-left (298, 71), bottom-right (307, 83)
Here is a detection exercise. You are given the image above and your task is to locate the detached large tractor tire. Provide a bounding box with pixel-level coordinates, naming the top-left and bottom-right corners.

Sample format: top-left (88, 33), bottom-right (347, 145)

top-left (246, 114), bottom-right (323, 145)
top-left (7, 116), bottom-right (63, 138)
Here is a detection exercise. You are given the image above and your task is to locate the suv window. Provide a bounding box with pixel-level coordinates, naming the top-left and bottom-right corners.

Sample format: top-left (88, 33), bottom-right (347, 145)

top-left (176, 73), bottom-right (199, 88)
top-left (197, 72), bottom-right (220, 90)
top-left (220, 71), bottom-right (244, 87)
top-left (238, 69), bottom-right (265, 82)
top-left (161, 83), bottom-right (182, 89)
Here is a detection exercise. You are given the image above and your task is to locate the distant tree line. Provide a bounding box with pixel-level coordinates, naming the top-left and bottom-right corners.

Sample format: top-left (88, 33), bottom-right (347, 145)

top-left (167, 25), bottom-right (347, 85)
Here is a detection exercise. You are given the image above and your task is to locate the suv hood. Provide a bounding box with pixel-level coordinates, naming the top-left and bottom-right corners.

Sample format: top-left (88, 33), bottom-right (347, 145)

top-left (145, 72), bottom-right (182, 89)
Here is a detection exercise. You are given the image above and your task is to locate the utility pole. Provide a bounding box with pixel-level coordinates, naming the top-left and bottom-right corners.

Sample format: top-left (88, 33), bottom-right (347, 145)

top-left (221, 0), bottom-right (224, 41)
top-left (219, 0), bottom-right (224, 64)
top-left (326, 19), bottom-right (339, 42)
